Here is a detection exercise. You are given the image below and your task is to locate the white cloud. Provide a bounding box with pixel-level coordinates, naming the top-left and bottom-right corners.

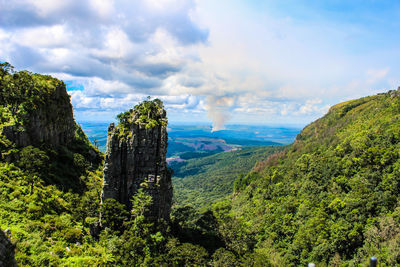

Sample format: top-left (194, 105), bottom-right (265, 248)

top-left (366, 68), bottom-right (389, 84)
top-left (89, 0), bottom-right (115, 19)
top-left (298, 99), bottom-right (323, 115)
top-left (26, 0), bottom-right (72, 16)
top-left (90, 27), bottom-right (133, 60)
top-left (1, 0), bottom-right (399, 126)
top-left (12, 25), bottom-right (70, 48)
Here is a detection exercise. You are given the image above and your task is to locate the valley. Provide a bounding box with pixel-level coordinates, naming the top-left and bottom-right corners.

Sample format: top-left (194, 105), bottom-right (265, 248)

top-left (2, 1), bottom-right (399, 266)
top-left (81, 122), bottom-right (298, 208)
top-left (2, 64), bottom-right (400, 265)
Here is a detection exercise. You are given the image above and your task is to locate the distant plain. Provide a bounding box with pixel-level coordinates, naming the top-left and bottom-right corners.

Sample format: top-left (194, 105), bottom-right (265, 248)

top-left (80, 122), bottom-right (301, 206)
top-left (79, 122), bottom-right (301, 156)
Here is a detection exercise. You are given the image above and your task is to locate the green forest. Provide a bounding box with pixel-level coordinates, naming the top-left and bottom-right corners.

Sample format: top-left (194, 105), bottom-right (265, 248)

top-left (1, 64), bottom-right (400, 266)
top-left (225, 92), bottom-right (400, 265)
top-left (171, 146), bottom-right (283, 208)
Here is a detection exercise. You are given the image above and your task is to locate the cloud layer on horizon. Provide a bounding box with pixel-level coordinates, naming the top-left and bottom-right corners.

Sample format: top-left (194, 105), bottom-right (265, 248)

top-left (1, 0), bottom-right (399, 128)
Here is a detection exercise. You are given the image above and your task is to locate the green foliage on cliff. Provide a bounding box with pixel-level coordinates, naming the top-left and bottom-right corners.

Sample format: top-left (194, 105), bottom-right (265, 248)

top-left (0, 62), bottom-right (69, 127)
top-left (0, 64), bottom-right (110, 266)
top-left (116, 97), bottom-right (168, 134)
top-left (208, 91), bottom-right (400, 265)
top-left (134, 97), bottom-right (167, 128)
top-left (0, 163), bottom-right (109, 266)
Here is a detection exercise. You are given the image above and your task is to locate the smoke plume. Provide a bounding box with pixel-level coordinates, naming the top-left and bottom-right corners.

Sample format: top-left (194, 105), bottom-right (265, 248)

top-left (205, 95), bottom-right (236, 132)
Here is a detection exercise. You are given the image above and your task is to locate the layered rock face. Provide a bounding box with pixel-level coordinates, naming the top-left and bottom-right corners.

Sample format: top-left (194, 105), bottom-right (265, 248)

top-left (102, 100), bottom-right (172, 221)
top-left (2, 82), bottom-right (75, 147)
top-left (0, 228), bottom-right (17, 267)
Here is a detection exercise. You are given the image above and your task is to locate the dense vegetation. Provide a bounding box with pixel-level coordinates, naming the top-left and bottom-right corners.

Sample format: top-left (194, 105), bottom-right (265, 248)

top-left (210, 91), bottom-right (400, 265)
top-left (0, 64), bottom-right (203, 266)
top-left (3, 63), bottom-right (400, 265)
top-left (116, 97), bottom-right (167, 132)
top-left (171, 146), bottom-right (283, 208)
top-left (0, 63), bottom-right (110, 265)
top-left (0, 64), bottom-right (234, 265)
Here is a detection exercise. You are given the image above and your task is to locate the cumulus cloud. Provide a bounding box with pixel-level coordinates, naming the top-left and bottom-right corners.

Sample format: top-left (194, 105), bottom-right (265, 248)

top-left (0, 0), bottom-right (207, 80)
top-left (0, 0), bottom-right (211, 119)
top-left (1, 0), bottom-right (399, 126)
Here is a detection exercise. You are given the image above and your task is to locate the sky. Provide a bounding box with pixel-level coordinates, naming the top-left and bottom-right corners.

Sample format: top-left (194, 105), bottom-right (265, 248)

top-left (1, 0), bottom-right (400, 130)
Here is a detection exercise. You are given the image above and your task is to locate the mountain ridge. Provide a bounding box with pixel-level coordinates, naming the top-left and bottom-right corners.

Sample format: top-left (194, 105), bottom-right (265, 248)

top-left (218, 90), bottom-right (400, 265)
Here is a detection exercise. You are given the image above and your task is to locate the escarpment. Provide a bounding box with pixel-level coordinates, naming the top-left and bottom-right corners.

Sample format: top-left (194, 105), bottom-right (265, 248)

top-left (102, 99), bottom-right (172, 221)
top-left (0, 68), bottom-right (75, 148)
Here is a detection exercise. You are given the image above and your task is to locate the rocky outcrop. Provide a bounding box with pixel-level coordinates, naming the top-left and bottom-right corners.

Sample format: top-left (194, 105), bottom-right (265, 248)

top-left (1, 82), bottom-right (75, 147)
top-left (0, 228), bottom-right (17, 267)
top-left (102, 100), bottom-right (172, 221)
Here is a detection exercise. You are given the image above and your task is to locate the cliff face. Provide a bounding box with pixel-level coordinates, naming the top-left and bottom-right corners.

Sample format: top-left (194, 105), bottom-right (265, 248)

top-left (1, 72), bottom-right (75, 148)
top-left (0, 65), bottom-right (106, 265)
top-left (0, 229), bottom-right (17, 267)
top-left (102, 100), bottom-right (172, 221)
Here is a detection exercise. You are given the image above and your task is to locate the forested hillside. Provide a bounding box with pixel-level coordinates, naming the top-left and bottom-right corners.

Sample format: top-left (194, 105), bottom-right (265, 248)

top-left (2, 62), bottom-right (400, 266)
top-left (0, 64), bottom-right (259, 266)
top-left (0, 63), bottom-right (112, 265)
top-left (211, 91), bottom-right (400, 265)
top-left (171, 146), bottom-right (283, 208)
top-left (0, 64), bottom-right (217, 266)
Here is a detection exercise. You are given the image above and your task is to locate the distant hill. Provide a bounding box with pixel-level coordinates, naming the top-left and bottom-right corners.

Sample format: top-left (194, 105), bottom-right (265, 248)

top-left (171, 146), bottom-right (283, 208)
top-left (78, 122), bottom-right (109, 152)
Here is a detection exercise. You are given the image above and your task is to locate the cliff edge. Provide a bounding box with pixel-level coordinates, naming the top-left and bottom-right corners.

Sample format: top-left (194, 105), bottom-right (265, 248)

top-left (102, 98), bottom-right (172, 221)
top-left (0, 63), bottom-right (75, 148)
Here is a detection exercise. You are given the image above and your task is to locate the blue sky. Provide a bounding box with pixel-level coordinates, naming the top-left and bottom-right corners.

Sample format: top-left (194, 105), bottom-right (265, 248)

top-left (1, 0), bottom-right (399, 129)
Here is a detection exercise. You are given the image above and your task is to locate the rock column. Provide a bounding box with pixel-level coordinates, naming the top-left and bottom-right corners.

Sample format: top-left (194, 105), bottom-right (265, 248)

top-left (102, 103), bottom-right (172, 221)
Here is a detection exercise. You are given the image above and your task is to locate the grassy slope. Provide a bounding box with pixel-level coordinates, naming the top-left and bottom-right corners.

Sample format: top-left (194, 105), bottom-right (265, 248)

top-left (172, 146), bottom-right (284, 208)
top-left (221, 91), bottom-right (400, 265)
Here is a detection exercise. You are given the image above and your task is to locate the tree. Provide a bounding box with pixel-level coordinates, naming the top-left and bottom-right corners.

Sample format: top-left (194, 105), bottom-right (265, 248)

top-left (131, 188), bottom-right (153, 218)
top-left (100, 198), bottom-right (129, 234)
top-left (0, 62), bottom-right (14, 76)
top-left (110, 190), bottom-right (167, 266)
top-left (116, 110), bottom-right (132, 128)
top-left (18, 146), bottom-right (49, 194)
top-left (134, 97), bottom-right (167, 128)
top-left (167, 243), bottom-right (209, 266)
